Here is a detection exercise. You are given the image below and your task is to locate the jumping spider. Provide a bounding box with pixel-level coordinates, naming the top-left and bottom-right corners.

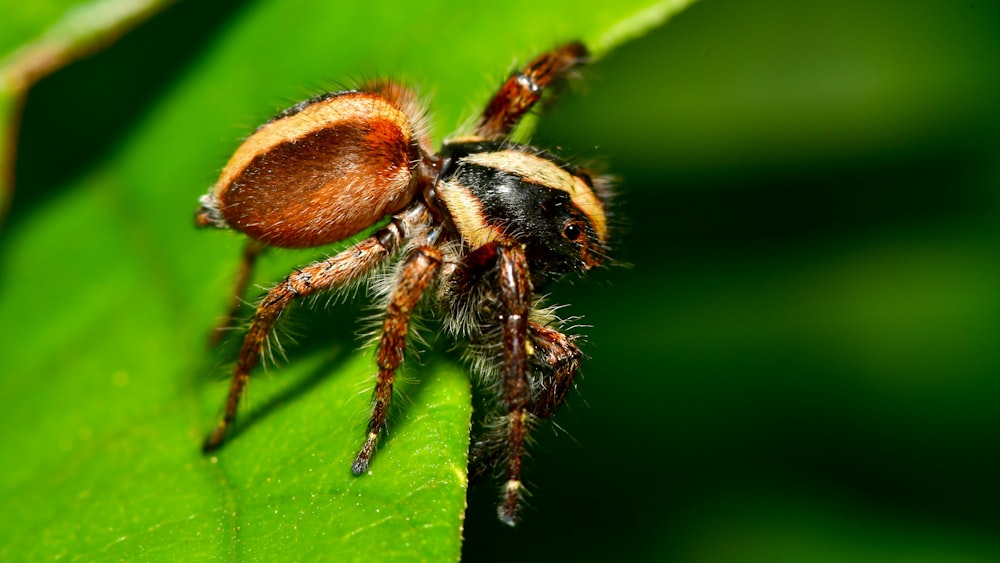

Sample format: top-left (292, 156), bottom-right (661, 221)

top-left (197, 41), bottom-right (611, 526)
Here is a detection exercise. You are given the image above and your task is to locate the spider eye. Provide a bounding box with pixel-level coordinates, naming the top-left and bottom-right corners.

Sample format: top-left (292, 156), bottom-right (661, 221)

top-left (562, 222), bottom-right (583, 242)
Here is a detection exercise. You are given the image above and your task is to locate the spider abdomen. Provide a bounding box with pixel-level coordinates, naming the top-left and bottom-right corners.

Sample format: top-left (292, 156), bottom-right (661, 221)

top-left (197, 91), bottom-right (421, 248)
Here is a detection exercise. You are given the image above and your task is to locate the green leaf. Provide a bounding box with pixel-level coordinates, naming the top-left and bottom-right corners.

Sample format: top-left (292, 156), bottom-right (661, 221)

top-left (0, 0), bottom-right (692, 560)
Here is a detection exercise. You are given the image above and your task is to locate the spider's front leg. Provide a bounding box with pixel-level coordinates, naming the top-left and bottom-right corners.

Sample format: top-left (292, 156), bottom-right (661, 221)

top-left (474, 41), bottom-right (589, 140)
top-left (202, 214), bottom-right (412, 453)
top-left (352, 245), bottom-right (442, 475)
top-left (496, 244), bottom-right (534, 526)
top-left (468, 322), bottom-right (582, 487)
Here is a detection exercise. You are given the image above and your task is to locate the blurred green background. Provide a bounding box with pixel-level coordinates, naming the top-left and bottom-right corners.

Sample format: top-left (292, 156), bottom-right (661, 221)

top-left (5, 0), bottom-right (1000, 561)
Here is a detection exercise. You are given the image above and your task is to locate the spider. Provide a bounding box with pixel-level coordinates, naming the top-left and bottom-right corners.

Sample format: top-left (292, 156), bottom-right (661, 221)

top-left (196, 41), bottom-right (611, 526)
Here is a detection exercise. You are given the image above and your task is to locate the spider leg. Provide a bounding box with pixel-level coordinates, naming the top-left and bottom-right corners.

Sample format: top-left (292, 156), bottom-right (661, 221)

top-left (496, 244), bottom-right (533, 526)
top-left (202, 216), bottom-right (410, 453)
top-left (474, 41), bottom-right (589, 140)
top-left (526, 323), bottom-right (581, 418)
top-left (208, 239), bottom-right (266, 347)
top-left (352, 245), bottom-right (442, 475)
top-left (466, 324), bottom-right (582, 491)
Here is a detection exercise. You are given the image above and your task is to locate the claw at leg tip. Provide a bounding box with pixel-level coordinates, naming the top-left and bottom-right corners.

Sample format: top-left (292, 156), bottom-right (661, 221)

top-left (352, 458), bottom-right (369, 476)
top-left (202, 428), bottom-right (225, 454)
top-left (497, 505), bottom-right (518, 527)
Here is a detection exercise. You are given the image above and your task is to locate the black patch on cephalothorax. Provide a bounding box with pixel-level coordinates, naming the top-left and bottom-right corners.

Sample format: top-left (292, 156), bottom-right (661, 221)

top-left (444, 160), bottom-right (598, 284)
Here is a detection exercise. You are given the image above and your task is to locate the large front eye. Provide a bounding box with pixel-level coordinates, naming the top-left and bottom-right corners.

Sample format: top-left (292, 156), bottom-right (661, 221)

top-left (562, 222), bottom-right (583, 242)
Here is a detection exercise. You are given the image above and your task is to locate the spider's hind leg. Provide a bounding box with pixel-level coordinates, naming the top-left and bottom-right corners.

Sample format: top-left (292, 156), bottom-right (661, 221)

top-left (208, 239), bottom-right (266, 347)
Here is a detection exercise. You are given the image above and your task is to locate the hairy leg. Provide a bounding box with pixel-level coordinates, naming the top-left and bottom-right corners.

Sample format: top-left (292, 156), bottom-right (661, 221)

top-left (474, 41), bottom-right (589, 140)
top-left (496, 244), bottom-right (533, 525)
top-left (352, 245), bottom-right (442, 474)
top-left (466, 324), bottom-right (580, 485)
top-left (202, 219), bottom-right (409, 453)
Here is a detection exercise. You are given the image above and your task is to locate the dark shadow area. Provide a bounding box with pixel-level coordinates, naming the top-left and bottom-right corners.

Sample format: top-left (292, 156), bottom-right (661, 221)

top-left (198, 290), bottom-right (469, 456)
top-left (197, 294), bottom-right (369, 437)
top-left (217, 344), bottom-right (346, 446)
top-left (621, 145), bottom-right (997, 264)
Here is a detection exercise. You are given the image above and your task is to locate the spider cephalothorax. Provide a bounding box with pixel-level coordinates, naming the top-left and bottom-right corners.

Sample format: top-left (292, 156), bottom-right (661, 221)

top-left (197, 41), bottom-right (611, 526)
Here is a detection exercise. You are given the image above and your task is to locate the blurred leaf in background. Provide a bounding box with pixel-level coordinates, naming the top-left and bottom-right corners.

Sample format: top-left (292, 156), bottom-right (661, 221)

top-left (1, 0), bottom-right (175, 221)
top-left (0, 0), bottom-right (694, 560)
